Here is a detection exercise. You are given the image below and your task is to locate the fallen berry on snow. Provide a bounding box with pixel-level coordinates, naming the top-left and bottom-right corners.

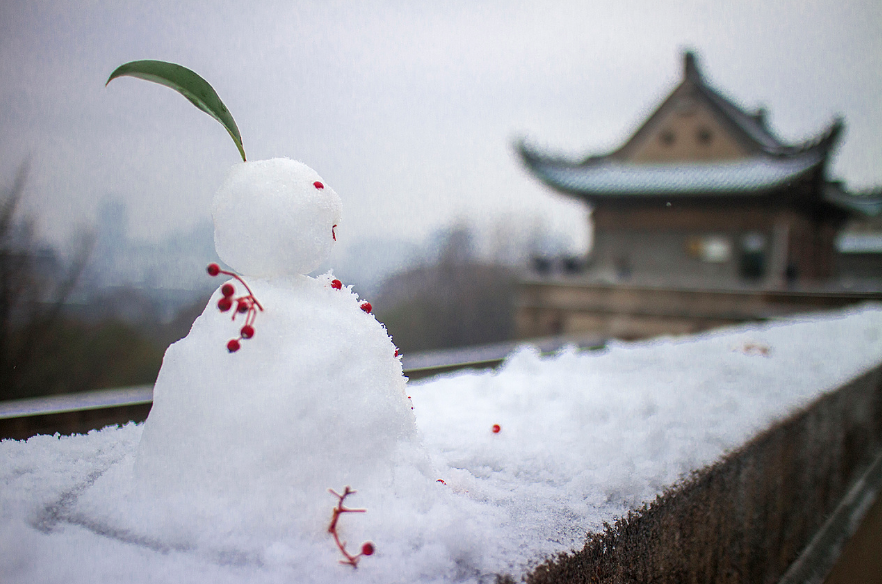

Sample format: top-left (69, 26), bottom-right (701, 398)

top-left (227, 339), bottom-right (241, 353)
top-left (331, 279), bottom-right (342, 290)
top-left (360, 302), bottom-right (372, 313)
top-left (492, 424), bottom-right (501, 434)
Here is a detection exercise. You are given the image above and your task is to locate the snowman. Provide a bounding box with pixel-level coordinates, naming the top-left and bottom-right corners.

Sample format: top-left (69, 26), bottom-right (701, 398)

top-left (133, 159), bottom-right (431, 546)
top-left (105, 63), bottom-right (451, 563)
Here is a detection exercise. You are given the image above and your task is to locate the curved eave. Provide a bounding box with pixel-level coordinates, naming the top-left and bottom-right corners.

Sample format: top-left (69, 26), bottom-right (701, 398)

top-left (520, 146), bottom-right (824, 200)
top-left (824, 185), bottom-right (882, 217)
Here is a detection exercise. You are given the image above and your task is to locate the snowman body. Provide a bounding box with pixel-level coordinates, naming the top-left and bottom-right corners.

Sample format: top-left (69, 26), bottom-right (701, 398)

top-left (134, 159), bottom-right (422, 535)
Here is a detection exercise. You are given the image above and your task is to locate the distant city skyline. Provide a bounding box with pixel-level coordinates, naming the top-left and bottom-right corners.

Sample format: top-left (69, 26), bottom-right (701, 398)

top-left (2, 1), bottom-right (880, 259)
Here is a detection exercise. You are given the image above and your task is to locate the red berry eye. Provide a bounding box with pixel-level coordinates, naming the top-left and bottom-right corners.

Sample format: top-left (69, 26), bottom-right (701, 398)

top-left (313, 181), bottom-right (324, 190)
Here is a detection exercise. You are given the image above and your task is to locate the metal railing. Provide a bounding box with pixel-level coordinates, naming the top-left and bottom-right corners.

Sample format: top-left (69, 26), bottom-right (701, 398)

top-left (0, 333), bottom-right (605, 441)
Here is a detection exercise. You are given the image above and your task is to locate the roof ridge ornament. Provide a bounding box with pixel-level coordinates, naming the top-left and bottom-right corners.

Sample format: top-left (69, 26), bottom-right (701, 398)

top-left (684, 50), bottom-right (701, 81)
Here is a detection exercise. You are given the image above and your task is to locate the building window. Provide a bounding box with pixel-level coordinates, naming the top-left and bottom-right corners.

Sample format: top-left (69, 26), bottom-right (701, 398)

top-left (686, 235), bottom-right (731, 263)
top-left (660, 130), bottom-right (675, 146)
top-left (739, 232), bottom-right (767, 279)
top-left (697, 127), bottom-right (713, 145)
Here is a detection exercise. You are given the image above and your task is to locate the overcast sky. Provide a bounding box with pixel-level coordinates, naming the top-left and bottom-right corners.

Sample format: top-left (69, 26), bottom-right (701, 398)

top-left (2, 0), bottom-right (880, 257)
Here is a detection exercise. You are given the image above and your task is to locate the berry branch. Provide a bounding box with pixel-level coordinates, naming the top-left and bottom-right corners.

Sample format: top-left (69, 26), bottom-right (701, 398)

top-left (207, 263), bottom-right (264, 352)
top-left (328, 487), bottom-right (374, 568)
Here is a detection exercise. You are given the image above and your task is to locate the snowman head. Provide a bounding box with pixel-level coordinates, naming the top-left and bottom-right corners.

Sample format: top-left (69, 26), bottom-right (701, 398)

top-left (212, 158), bottom-right (342, 277)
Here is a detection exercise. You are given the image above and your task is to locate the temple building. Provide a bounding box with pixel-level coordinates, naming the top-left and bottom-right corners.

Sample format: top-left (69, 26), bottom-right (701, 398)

top-left (516, 51), bottom-right (882, 339)
top-left (520, 51), bottom-right (881, 287)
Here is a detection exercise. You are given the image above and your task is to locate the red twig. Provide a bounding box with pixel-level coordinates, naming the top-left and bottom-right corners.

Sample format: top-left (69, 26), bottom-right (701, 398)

top-left (328, 487), bottom-right (374, 568)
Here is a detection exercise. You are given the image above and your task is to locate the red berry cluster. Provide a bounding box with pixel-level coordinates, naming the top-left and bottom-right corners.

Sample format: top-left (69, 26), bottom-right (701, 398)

top-left (207, 263), bottom-right (264, 352)
top-left (328, 487), bottom-right (374, 568)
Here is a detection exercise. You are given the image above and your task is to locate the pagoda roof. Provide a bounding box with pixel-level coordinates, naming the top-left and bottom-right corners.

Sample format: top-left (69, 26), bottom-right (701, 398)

top-left (519, 51), bottom-right (851, 205)
top-left (823, 185), bottom-right (882, 216)
top-left (519, 145), bottom-right (827, 198)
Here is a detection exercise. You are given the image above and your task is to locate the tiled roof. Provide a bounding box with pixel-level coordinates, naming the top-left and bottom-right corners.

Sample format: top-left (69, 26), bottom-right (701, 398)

top-left (519, 51), bottom-right (846, 202)
top-left (824, 184), bottom-right (882, 216)
top-left (519, 143), bottom-right (824, 198)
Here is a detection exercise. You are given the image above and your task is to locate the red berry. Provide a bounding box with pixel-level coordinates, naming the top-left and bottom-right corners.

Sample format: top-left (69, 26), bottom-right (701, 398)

top-left (492, 424), bottom-right (501, 434)
top-left (237, 299), bottom-right (249, 313)
top-left (240, 325), bottom-right (254, 339)
top-left (361, 542), bottom-right (374, 556)
top-left (313, 181), bottom-right (324, 189)
top-left (436, 479), bottom-right (446, 485)
top-left (331, 279), bottom-right (342, 290)
top-left (218, 297), bottom-right (233, 312)
top-left (207, 263), bottom-right (220, 277)
top-left (394, 348), bottom-right (399, 357)
top-left (221, 283), bottom-right (235, 297)
top-left (227, 339), bottom-right (240, 352)
top-left (360, 302), bottom-right (372, 313)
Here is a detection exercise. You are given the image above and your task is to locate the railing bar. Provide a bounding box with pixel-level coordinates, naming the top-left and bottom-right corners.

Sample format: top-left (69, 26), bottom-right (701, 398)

top-left (778, 449), bottom-right (882, 584)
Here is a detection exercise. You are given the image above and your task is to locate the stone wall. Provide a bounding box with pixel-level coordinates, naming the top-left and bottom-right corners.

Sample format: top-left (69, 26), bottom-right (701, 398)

top-left (523, 362), bottom-right (882, 583)
top-left (517, 279), bottom-right (882, 340)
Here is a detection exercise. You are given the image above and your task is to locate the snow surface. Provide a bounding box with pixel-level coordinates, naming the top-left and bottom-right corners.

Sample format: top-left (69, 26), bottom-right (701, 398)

top-left (2, 304), bottom-right (882, 583)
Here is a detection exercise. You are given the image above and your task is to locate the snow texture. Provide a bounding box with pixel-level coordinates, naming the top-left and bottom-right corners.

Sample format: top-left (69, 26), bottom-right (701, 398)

top-left (2, 305), bottom-right (882, 583)
top-left (213, 158), bottom-right (342, 277)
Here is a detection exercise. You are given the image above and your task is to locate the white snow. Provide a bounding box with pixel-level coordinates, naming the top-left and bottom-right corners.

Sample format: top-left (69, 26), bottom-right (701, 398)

top-left (213, 159), bottom-right (342, 276)
top-left (2, 305), bottom-right (882, 583)
top-left (2, 159), bottom-right (882, 583)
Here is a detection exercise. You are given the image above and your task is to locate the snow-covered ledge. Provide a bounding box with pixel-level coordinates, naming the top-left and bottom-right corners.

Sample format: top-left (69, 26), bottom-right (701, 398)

top-left (2, 305), bottom-right (882, 583)
top-left (526, 354), bottom-right (882, 583)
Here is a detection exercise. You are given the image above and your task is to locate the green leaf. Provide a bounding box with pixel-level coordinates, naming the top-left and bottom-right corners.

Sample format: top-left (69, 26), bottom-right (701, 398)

top-left (107, 60), bottom-right (246, 162)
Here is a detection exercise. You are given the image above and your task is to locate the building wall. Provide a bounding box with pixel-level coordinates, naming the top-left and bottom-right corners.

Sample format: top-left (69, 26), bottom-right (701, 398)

top-left (630, 96), bottom-right (747, 163)
top-left (591, 229), bottom-right (743, 282)
top-left (589, 203), bottom-right (840, 285)
top-left (516, 280), bottom-right (882, 340)
top-left (590, 204), bottom-right (780, 284)
top-left (623, 86), bottom-right (750, 163)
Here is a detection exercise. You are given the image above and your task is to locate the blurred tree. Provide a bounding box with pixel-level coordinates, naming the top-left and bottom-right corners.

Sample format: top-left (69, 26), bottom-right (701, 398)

top-left (374, 225), bottom-right (518, 353)
top-left (0, 163), bottom-right (166, 400)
